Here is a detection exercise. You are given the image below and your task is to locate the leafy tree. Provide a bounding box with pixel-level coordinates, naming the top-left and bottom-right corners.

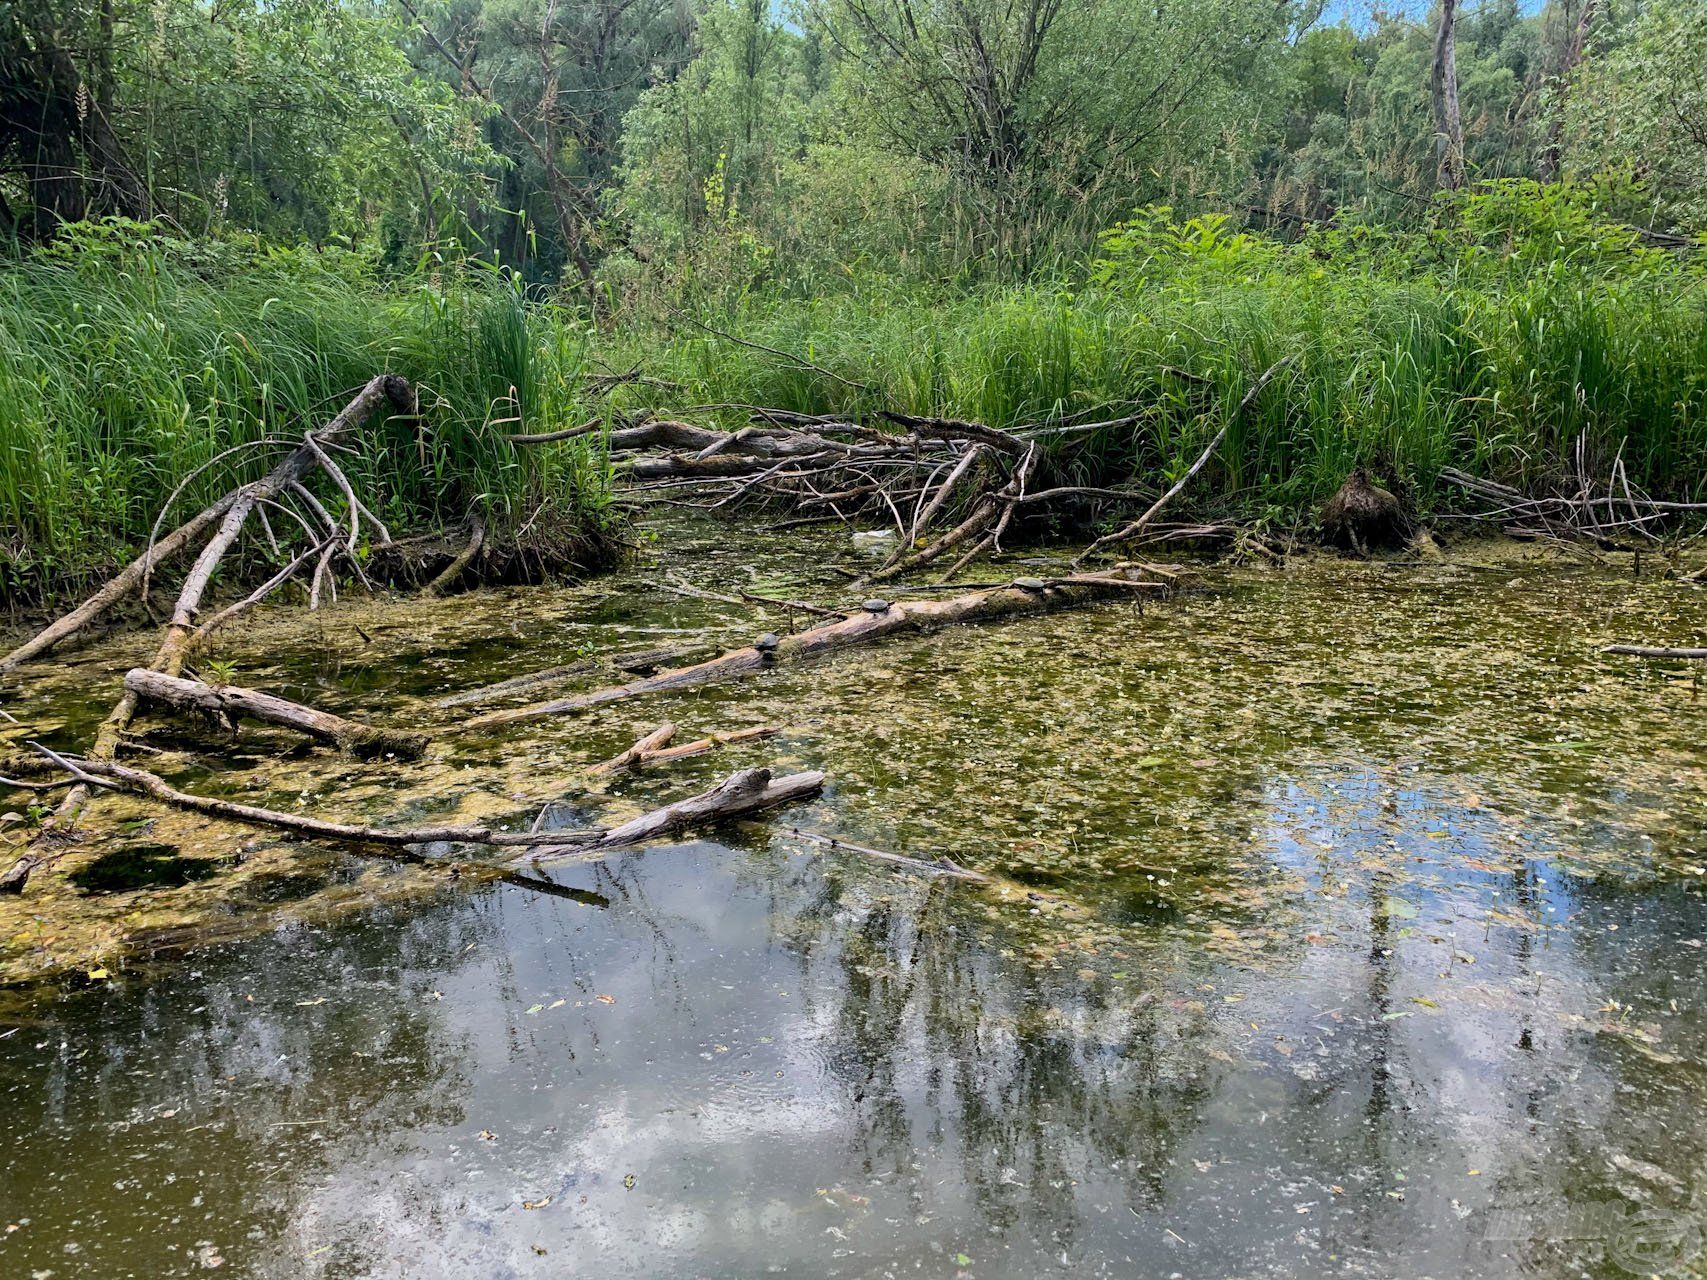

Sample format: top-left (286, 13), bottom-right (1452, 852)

top-left (811, 0), bottom-right (1296, 272)
top-left (615, 0), bottom-right (814, 255)
top-left (1566, 0), bottom-right (1707, 231)
top-left (0, 0), bottom-right (487, 252)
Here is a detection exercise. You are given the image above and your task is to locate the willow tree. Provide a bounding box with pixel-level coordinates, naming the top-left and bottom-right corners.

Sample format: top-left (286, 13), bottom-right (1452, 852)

top-left (811, 0), bottom-right (1293, 271)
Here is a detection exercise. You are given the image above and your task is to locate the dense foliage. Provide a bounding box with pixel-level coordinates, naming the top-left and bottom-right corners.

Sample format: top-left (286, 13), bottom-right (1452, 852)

top-left (5, 1), bottom-right (1703, 288)
top-left (599, 190), bottom-right (1706, 510)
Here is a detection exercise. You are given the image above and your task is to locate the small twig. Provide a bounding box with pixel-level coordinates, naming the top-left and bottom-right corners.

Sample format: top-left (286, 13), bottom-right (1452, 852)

top-left (1075, 358), bottom-right (1291, 565)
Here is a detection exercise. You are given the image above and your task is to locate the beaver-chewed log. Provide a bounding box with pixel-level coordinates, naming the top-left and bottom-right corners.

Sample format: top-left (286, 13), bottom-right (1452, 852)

top-left (1319, 468), bottom-right (1414, 552)
top-left (123, 669), bottom-right (430, 759)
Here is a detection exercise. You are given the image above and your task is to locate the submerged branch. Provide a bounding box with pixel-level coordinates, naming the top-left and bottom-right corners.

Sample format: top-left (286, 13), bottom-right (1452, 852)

top-left (461, 571), bottom-right (1168, 731)
top-left (29, 754), bottom-right (823, 862)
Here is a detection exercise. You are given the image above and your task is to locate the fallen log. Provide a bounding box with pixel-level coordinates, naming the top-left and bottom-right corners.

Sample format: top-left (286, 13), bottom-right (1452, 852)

top-left (0, 489), bottom-right (241, 675)
top-left (1605, 644), bottom-right (1707, 660)
top-left (433, 643), bottom-right (710, 709)
top-left (876, 410), bottom-right (1029, 457)
top-left (124, 669), bottom-right (430, 759)
top-left (503, 415), bottom-right (601, 445)
top-left (780, 826), bottom-right (990, 881)
top-left (462, 571), bottom-right (1167, 731)
top-left (573, 766), bottom-right (824, 855)
top-left (587, 723), bottom-right (784, 775)
top-left (610, 418), bottom-right (852, 458)
top-left (641, 725), bottom-right (781, 764)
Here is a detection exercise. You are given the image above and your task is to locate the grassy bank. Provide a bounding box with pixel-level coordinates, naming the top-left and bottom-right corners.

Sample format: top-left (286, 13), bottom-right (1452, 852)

top-left (7, 195), bottom-right (1706, 605)
top-left (0, 228), bottom-right (612, 604)
top-left (614, 198), bottom-right (1707, 522)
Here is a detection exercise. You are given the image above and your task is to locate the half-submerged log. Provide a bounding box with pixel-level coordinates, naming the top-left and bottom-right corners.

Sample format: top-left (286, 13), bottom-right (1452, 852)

top-left (463, 571), bottom-right (1168, 731)
top-left (32, 754), bottom-right (822, 860)
top-left (423, 515), bottom-right (485, 596)
top-left (124, 669), bottom-right (430, 759)
top-left (575, 767), bottom-right (824, 854)
top-left (1604, 644), bottom-right (1707, 660)
top-left (587, 723), bottom-right (782, 775)
top-left (587, 723), bottom-right (677, 776)
top-left (433, 644), bottom-right (710, 710)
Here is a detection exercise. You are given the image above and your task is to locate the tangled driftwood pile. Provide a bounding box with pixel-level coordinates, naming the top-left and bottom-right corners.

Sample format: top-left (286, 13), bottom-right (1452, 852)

top-left (1439, 435), bottom-right (1707, 550)
top-left (571, 359), bottom-right (1292, 583)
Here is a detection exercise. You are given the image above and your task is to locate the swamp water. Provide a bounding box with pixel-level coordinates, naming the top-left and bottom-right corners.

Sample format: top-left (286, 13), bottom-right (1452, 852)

top-left (1, 524), bottom-right (1705, 1278)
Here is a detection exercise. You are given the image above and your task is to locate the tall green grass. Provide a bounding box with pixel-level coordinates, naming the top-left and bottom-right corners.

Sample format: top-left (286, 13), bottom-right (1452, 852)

top-left (614, 199), bottom-right (1707, 520)
top-left (0, 229), bottom-right (612, 602)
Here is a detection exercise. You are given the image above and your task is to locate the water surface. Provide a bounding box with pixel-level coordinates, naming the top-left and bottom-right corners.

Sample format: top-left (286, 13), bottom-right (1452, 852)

top-left (2, 527), bottom-right (1705, 1277)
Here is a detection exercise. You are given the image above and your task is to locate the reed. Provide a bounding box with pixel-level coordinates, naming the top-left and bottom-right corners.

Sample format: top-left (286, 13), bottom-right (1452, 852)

top-left (614, 212), bottom-right (1707, 520)
top-left (0, 237), bottom-right (613, 602)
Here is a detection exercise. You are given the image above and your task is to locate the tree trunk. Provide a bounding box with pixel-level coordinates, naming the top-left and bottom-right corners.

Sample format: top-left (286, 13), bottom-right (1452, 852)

top-left (462, 571), bottom-right (1166, 731)
top-left (1432, 0), bottom-right (1467, 190)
